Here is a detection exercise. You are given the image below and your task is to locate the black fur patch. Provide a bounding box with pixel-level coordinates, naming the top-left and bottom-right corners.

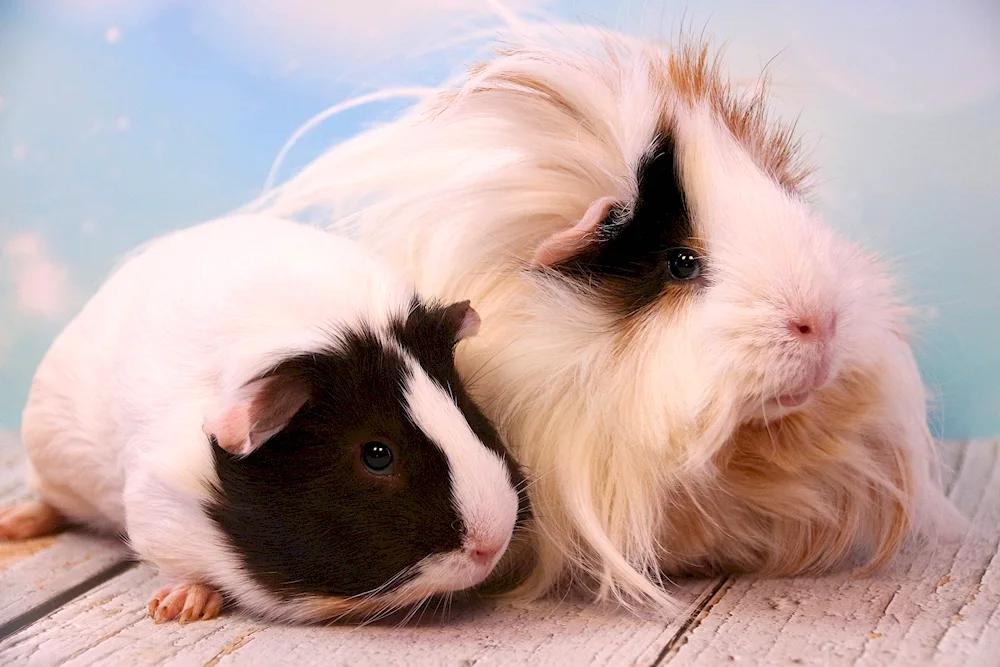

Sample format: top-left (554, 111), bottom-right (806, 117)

top-left (206, 327), bottom-right (463, 600)
top-left (552, 133), bottom-right (697, 315)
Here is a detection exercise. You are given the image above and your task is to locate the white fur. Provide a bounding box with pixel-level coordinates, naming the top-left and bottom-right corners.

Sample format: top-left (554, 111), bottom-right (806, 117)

top-left (20, 214), bottom-right (518, 622)
top-left (250, 28), bottom-right (958, 610)
top-left (403, 365), bottom-right (517, 560)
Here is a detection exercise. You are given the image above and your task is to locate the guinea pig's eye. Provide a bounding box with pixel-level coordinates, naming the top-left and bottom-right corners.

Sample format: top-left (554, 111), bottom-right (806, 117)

top-left (666, 247), bottom-right (701, 281)
top-left (361, 441), bottom-right (395, 475)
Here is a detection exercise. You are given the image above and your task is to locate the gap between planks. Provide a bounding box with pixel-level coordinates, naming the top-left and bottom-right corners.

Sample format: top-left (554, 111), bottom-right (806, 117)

top-left (0, 431), bottom-right (130, 629)
top-left (0, 429), bottom-right (133, 644)
top-left (653, 576), bottom-right (734, 664)
top-left (0, 565), bottom-right (718, 666)
top-left (0, 425), bottom-right (721, 664)
top-left (663, 439), bottom-right (1000, 667)
top-left (2, 437), bottom-right (993, 667)
top-left (0, 559), bottom-right (136, 642)
top-left (652, 440), bottom-right (974, 665)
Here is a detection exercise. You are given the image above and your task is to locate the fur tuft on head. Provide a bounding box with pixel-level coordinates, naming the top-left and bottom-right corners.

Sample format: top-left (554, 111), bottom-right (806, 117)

top-left (248, 19), bottom-right (956, 612)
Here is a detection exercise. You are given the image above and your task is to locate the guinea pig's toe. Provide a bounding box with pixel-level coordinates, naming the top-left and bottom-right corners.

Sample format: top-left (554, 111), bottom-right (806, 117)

top-left (200, 590), bottom-right (224, 620)
top-left (150, 589), bottom-right (185, 623)
top-left (179, 584), bottom-right (222, 623)
top-left (0, 501), bottom-right (64, 540)
top-left (149, 582), bottom-right (222, 624)
top-left (148, 585), bottom-right (173, 620)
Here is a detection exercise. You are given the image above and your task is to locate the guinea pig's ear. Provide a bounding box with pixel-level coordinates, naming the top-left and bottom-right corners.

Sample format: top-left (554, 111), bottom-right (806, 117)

top-left (442, 299), bottom-right (481, 343)
top-left (531, 195), bottom-right (618, 268)
top-left (203, 373), bottom-right (311, 457)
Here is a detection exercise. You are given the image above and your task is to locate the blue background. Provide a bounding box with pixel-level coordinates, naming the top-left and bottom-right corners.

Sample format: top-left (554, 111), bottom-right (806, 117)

top-left (1, 1), bottom-right (998, 438)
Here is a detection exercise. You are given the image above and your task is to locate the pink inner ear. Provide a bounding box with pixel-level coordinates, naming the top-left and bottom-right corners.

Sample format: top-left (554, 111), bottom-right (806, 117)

top-left (203, 402), bottom-right (255, 456)
top-left (203, 376), bottom-right (310, 457)
top-left (531, 196), bottom-right (618, 268)
top-left (456, 304), bottom-right (481, 341)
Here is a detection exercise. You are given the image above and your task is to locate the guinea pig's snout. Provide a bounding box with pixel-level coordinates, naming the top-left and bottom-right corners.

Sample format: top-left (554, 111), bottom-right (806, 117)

top-left (787, 311), bottom-right (837, 345)
top-left (465, 538), bottom-right (507, 567)
top-left (759, 303), bottom-right (840, 412)
top-left (462, 513), bottom-right (514, 569)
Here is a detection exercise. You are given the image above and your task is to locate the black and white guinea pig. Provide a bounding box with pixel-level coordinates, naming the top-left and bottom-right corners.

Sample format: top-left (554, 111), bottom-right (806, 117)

top-left (0, 214), bottom-right (528, 624)
top-left (256, 27), bottom-right (962, 610)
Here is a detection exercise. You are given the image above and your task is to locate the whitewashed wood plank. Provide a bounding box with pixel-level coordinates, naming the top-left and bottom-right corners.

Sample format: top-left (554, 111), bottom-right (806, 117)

top-left (665, 440), bottom-right (997, 667)
top-left (921, 440), bottom-right (1000, 667)
top-left (0, 562), bottom-right (718, 666)
top-left (0, 430), bottom-right (29, 504)
top-left (0, 430), bottom-right (129, 627)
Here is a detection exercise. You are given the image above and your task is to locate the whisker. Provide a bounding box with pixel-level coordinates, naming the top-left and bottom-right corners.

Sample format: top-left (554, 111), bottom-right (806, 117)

top-left (465, 340), bottom-right (519, 387)
top-left (761, 393), bottom-right (780, 460)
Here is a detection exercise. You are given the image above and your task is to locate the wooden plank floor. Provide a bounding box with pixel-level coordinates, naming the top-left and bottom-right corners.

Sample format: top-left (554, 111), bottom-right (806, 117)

top-left (0, 431), bottom-right (129, 633)
top-left (1, 434), bottom-right (997, 666)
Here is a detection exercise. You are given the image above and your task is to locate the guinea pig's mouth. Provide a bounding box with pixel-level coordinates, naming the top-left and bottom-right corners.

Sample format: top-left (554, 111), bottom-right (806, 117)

top-left (410, 544), bottom-right (509, 595)
top-left (756, 360), bottom-right (835, 420)
top-left (751, 391), bottom-right (814, 424)
top-left (773, 391), bottom-right (812, 408)
top-left (763, 391), bottom-right (808, 414)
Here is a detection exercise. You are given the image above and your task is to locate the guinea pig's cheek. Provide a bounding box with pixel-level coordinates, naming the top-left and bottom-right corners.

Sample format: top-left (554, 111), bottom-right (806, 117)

top-left (667, 330), bottom-right (719, 405)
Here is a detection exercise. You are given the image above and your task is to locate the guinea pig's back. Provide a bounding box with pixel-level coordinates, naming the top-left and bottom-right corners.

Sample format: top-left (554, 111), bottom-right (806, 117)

top-left (113, 215), bottom-right (416, 388)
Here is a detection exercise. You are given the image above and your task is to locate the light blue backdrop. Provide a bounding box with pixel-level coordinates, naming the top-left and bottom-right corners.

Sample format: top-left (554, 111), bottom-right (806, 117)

top-left (1, 1), bottom-right (998, 438)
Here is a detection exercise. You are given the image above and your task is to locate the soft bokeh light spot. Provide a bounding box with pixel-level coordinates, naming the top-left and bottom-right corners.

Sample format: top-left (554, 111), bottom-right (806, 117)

top-left (2, 233), bottom-right (69, 319)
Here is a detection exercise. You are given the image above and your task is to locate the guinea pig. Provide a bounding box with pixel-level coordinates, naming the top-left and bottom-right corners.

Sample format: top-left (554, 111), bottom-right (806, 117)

top-left (0, 214), bottom-right (528, 624)
top-left (254, 28), bottom-right (962, 609)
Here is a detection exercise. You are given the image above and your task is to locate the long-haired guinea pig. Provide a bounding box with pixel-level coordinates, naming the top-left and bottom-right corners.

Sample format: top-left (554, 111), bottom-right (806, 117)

top-left (254, 29), bottom-right (961, 609)
top-left (0, 214), bottom-right (528, 624)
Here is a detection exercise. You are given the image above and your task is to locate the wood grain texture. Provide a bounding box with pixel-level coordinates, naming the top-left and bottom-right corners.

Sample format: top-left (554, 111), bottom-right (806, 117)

top-left (1, 439), bottom-right (996, 667)
top-left (0, 431), bottom-right (128, 626)
top-left (665, 440), bottom-right (1000, 666)
top-left (0, 430), bottom-right (29, 505)
top-left (0, 564), bottom-right (716, 666)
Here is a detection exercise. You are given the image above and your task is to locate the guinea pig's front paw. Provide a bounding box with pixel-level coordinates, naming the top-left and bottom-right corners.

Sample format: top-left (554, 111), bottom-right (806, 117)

top-left (0, 501), bottom-right (65, 540)
top-left (148, 581), bottom-right (223, 624)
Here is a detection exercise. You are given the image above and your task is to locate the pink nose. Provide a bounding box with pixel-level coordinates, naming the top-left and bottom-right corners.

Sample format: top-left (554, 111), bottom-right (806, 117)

top-left (788, 313), bottom-right (837, 343)
top-left (467, 543), bottom-right (504, 567)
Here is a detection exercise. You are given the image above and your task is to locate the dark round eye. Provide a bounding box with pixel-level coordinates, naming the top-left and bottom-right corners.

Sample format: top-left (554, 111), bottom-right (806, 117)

top-left (361, 441), bottom-right (395, 474)
top-left (666, 247), bottom-right (701, 281)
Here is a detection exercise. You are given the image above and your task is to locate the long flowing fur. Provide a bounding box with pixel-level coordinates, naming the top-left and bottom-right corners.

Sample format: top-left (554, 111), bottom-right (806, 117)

top-left (248, 18), bottom-right (961, 612)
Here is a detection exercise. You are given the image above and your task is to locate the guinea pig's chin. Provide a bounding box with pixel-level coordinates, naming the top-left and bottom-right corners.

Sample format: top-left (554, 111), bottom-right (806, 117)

top-left (408, 550), bottom-right (502, 594)
top-left (743, 393), bottom-right (813, 424)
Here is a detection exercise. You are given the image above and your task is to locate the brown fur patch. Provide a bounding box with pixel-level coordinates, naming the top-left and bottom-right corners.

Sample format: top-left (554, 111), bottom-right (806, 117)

top-left (608, 280), bottom-right (701, 358)
top-left (433, 39), bottom-right (812, 195)
top-left (607, 224), bottom-right (709, 358)
top-left (648, 42), bottom-right (812, 195)
top-left (657, 365), bottom-right (912, 578)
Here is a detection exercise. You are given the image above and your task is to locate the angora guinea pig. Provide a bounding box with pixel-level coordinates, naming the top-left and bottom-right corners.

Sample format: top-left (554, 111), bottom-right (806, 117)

top-left (0, 215), bottom-right (528, 624)
top-left (255, 33), bottom-right (960, 609)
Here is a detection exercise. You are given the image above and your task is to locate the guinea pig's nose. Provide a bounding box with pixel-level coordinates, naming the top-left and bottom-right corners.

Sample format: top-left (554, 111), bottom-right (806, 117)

top-left (788, 312), bottom-right (837, 344)
top-left (467, 542), bottom-right (504, 567)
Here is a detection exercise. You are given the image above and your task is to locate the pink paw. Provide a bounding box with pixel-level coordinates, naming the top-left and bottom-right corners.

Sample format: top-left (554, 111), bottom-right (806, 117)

top-left (0, 501), bottom-right (64, 540)
top-left (148, 581), bottom-right (224, 623)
